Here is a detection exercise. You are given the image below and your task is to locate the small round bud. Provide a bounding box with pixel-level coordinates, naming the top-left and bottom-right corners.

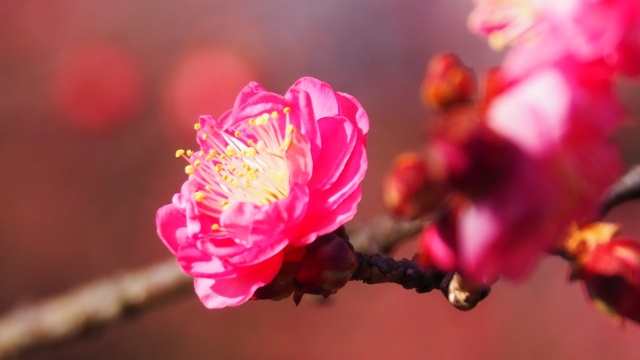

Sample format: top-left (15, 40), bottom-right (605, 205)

top-left (293, 227), bottom-right (357, 303)
top-left (382, 152), bottom-right (447, 219)
top-left (420, 52), bottom-right (476, 110)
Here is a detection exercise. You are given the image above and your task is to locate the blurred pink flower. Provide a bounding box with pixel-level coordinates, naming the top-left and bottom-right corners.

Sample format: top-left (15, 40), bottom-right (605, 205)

top-left (469, 0), bottom-right (640, 77)
top-left (421, 63), bottom-right (623, 282)
top-left (156, 77), bottom-right (368, 308)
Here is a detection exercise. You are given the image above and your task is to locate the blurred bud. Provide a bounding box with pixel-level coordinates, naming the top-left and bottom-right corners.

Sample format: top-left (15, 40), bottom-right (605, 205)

top-left (293, 226), bottom-right (357, 304)
top-left (561, 222), bottom-right (620, 260)
top-left (382, 152), bottom-right (447, 219)
top-left (572, 238), bottom-right (640, 323)
top-left (426, 107), bottom-right (515, 197)
top-left (420, 52), bottom-right (475, 110)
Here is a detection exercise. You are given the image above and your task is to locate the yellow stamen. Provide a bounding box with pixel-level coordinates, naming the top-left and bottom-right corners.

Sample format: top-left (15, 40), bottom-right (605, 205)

top-left (194, 123), bottom-right (202, 130)
top-left (194, 191), bottom-right (206, 202)
top-left (175, 149), bottom-right (185, 158)
top-left (185, 165), bottom-right (194, 175)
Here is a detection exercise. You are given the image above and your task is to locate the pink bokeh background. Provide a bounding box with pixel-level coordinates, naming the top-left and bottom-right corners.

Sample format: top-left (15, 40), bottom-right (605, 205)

top-left (1, 1), bottom-right (639, 359)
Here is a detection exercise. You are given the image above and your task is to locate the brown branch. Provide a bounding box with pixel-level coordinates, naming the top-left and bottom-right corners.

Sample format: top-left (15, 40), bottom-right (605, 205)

top-left (350, 253), bottom-right (490, 311)
top-left (347, 217), bottom-right (425, 254)
top-left (0, 259), bottom-right (192, 359)
top-left (0, 216), bottom-right (424, 359)
top-left (600, 165), bottom-right (640, 216)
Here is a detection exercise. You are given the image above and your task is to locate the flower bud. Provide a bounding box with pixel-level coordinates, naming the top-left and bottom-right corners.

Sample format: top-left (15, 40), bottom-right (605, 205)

top-left (572, 238), bottom-right (640, 323)
top-left (293, 227), bottom-right (357, 304)
top-left (420, 52), bottom-right (476, 110)
top-left (382, 152), bottom-right (447, 219)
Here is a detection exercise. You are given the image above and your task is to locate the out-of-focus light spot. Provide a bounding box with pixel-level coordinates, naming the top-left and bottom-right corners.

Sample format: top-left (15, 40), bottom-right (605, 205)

top-left (50, 42), bottom-right (144, 133)
top-left (162, 46), bottom-right (257, 142)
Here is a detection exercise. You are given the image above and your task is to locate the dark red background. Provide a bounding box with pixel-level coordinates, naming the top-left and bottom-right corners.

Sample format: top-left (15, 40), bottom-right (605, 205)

top-left (1, 1), bottom-right (639, 359)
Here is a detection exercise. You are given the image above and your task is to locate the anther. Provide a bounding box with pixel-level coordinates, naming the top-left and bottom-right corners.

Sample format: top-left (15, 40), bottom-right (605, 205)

top-left (194, 123), bottom-right (202, 130)
top-left (194, 191), bottom-right (206, 202)
top-left (211, 224), bottom-right (220, 231)
top-left (175, 149), bottom-right (185, 158)
top-left (283, 107), bottom-right (291, 113)
top-left (185, 165), bottom-right (195, 175)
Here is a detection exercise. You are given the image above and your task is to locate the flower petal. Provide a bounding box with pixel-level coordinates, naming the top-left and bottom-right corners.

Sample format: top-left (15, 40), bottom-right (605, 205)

top-left (307, 116), bottom-right (357, 191)
top-left (156, 204), bottom-right (188, 254)
top-left (290, 77), bottom-right (340, 119)
top-left (337, 92), bottom-right (369, 135)
top-left (194, 251), bottom-right (284, 308)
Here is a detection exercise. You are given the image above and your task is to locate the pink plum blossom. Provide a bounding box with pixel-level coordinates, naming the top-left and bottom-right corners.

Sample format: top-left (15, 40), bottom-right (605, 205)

top-left (156, 77), bottom-right (368, 308)
top-left (468, 0), bottom-right (640, 77)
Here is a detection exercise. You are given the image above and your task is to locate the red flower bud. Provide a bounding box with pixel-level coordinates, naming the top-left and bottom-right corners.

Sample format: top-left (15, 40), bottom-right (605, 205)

top-left (420, 52), bottom-right (476, 110)
top-left (572, 238), bottom-right (640, 323)
top-left (293, 227), bottom-right (357, 304)
top-left (382, 152), bottom-right (447, 219)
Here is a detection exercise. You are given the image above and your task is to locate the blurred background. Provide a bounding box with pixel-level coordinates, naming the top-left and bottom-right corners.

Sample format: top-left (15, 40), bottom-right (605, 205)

top-left (1, 0), bottom-right (640, 359)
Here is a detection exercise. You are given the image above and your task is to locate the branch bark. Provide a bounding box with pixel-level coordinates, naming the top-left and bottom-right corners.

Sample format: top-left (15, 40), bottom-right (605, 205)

top-left (601, 165), bottom-right (640, 216)
top-left (0, 259), bottom-right (192, 359)
top-left (0, 217), bottom-right (424, 359)
top-left (350, 253), bottom-right (490, 311)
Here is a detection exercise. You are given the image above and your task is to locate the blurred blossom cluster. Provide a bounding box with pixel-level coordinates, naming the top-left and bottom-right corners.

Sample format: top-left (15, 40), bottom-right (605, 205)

top-left (385, 0), bottom-right (640, 298)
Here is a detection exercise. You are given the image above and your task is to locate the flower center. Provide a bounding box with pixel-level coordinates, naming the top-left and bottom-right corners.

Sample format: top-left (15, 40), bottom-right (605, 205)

top-left (176, 108), bottom-right (295, 231)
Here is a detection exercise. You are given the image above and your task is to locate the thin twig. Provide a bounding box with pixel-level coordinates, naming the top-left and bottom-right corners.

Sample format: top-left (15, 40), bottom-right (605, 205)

top-left (0, 259), bottom-right (192, 359)
top-left (350, 253), bottom-right (490, 311)
top-left (601, 165), bottom-right (640, 216)
top-left (347, 217), bottom-right (425, 254)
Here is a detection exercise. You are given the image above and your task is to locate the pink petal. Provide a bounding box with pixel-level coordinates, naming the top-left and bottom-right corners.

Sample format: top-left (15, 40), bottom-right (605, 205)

top-left (220, 185), bottom-right (309, 265)
top-left (290, 77), bottom-right (340, 119)
top-left (193, 251), bottom-right (284, 308)
top-left (285, 87), bottom-right (322, 161)
top-left (233, 81), bottom-right (267, 109)
top-left (307, 116), bottom-right (357, 191)
top-left (285, 129), bottom-right (313, 185)
top-left (292, 187), bottom-right (362, 247)
top-left (156, 204), bottom-right (188, 254)
top-left (176, 245), bottom-right (235, 278)
top-left (487, 67), bottom-right (570, 156)
top-left (337, 92), bottom-right (369, 135)
top-left (310, 140), bottom-right (367, 211)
